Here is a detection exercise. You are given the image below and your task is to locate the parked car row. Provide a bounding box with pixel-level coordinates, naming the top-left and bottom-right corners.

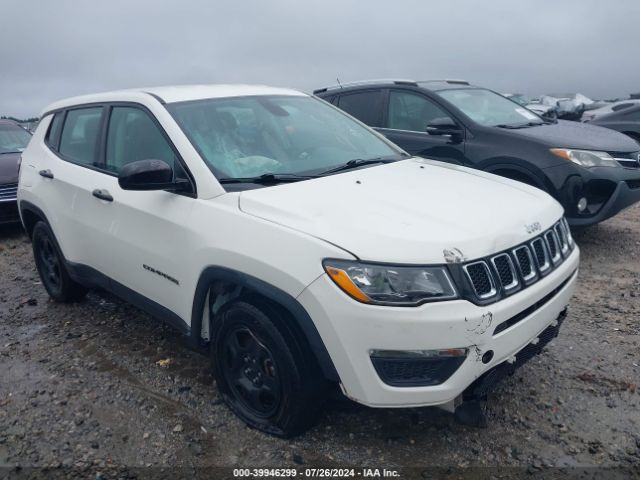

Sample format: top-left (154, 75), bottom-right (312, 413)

top-left (3, 79), bottom-right (638, 437)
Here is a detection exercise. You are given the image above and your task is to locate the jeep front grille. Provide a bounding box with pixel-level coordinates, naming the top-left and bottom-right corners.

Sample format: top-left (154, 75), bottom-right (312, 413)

top-left (0, 183), bottom-right (18, 203)
top-left (461, 218), bottom-right (575, 304)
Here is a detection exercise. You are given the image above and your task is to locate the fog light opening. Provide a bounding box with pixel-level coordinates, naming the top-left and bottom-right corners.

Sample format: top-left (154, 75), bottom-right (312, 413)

top-left (481, 350), bottom-right (494, 364)
top-left (577, 197), bottom-right (588, 213)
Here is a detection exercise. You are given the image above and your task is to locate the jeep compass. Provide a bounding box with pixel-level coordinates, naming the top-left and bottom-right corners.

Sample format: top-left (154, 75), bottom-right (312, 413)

top-left (18, 85), bottom-right (579, 436)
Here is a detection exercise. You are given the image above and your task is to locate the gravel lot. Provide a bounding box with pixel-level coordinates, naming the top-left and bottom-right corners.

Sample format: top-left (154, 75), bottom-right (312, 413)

top-left (1, 206), bottom-right (639, 478)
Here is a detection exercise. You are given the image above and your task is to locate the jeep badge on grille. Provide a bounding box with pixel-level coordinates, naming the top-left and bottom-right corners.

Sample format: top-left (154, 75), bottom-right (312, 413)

top-left (525, 222), bottom-right (542, 234)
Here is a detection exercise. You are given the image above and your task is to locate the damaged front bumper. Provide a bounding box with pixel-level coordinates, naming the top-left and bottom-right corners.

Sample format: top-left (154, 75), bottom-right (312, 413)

top-left (297, 247), bottom-right (579, 408)
top-left (463, 306), bottom-right (567, 401)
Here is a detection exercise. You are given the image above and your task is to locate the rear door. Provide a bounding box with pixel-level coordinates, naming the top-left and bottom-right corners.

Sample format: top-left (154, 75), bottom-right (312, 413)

top-left (377, 90), bottom-right (469, 165)
top-left (38, 106), bottom-right (109, 266)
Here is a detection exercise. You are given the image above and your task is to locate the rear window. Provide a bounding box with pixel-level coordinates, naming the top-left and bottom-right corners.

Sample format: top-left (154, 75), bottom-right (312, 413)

top-left (58, 107), bottom-right (103, 166)
top-left (45, 113), bottom-right (64, 149)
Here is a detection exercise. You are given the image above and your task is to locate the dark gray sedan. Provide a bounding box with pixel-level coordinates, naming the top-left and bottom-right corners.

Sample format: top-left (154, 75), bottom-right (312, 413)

top-left (0, 119), bottom-right (31, 224)
top-left (590, 104), bottom-right (640, 145)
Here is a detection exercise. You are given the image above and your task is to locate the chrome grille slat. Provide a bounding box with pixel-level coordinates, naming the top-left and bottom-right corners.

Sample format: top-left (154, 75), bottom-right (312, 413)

top-left (544, 231), bottom-right (562, 265)
top-left (531, 238), bottom-right (551, 273)
top-left (463, 261), bottom-right (497, 299)
top-left (513, 245), bottom-right (537, 283)
top-left (554, 223), bottom-right (569, 256)
top-left (0, 183), bottom-right (18, 202)
top-left (561, 218), bottom-right (574, 248)
top-left (491, 253), bottom-right (518, 291)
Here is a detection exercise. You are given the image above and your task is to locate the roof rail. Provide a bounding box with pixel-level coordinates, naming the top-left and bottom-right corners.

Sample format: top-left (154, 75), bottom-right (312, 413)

top-left (313, 79), bottom-right (418, 94)
top-left (418, 79), bottom-right (470, 85)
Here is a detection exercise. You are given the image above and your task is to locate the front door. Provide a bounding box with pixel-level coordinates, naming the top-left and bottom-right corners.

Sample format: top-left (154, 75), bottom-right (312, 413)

top-left (378, 90), bottom-right (468, 165)
top-left (85, 105), bottom-right (197, 320)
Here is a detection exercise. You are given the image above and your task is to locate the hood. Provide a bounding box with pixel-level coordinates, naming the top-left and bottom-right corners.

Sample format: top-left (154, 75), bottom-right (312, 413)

top-left (238, 159), bottom-right (563, 264)
top-left (503, 120), bottom-right (640, 152)
top-left (0, 153), bottom-right (21, 184)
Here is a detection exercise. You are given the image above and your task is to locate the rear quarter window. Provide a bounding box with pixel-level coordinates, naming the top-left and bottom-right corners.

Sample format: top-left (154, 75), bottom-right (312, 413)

top-left (45, 113), bottom-right (64, 150)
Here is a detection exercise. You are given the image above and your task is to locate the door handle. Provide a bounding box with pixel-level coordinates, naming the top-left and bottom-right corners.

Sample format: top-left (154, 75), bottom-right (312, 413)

top-left (39, 169), bottom-right (54, 179)
top-left (92, 189), bottom-right (114, 202)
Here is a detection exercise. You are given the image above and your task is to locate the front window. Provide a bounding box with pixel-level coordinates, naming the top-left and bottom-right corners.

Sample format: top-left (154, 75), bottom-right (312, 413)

top-left (0, 123), bottom-right (31, 154)
top-left (436, 89), bottom-right (544, 127)
top-left (106, 106), bottom-right (180, 177)
top-left (166, 95), bottom-right (402, 181)
top-left (387, 91), bottom-right (454, 132)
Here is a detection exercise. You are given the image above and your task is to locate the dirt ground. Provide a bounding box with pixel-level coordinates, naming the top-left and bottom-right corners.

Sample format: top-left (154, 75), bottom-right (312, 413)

top-left (1, 205), bottom-right (639, 479)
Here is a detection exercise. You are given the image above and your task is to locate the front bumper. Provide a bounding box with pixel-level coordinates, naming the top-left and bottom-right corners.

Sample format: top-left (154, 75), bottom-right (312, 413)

top-left (0, 200), bottom-right (19, 225)
top-left (297, 247), bottom-right (579, 407)
top-left (0, 183), bottom-right (19, 224)
top-left (544, 163), bottom-right (640, 227)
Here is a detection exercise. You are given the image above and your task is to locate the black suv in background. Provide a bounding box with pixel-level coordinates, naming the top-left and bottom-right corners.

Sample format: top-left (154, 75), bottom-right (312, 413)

top-left (0, 119), bottom-right (31, 224)
top-left (315, 80), bottom-right (640, 227)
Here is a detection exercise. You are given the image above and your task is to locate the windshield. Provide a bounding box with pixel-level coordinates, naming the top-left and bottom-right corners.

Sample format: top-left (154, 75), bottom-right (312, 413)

top-left (436, 89), bottom-right (544, 127)
top-left (0, 123), bottom-right (31, 154)
top-left (166, 95), bottom-right (402, 181)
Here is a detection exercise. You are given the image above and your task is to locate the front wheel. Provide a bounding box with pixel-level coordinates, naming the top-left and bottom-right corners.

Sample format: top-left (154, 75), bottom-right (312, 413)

top-left (211, 300), bottom-right (328, 437)
top-left (32, 221), bottom-right (87, 302)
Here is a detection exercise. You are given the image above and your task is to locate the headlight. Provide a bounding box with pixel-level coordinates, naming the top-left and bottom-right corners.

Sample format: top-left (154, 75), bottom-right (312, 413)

top-left (550, 148), bottom-right (619, 168)
top-left (323, 259), bottom-right (458, 306)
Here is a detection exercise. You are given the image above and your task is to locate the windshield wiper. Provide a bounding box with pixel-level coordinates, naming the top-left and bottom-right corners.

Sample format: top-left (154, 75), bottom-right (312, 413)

top-left (218, 173), bottom-right (316, 185)
top-left (0, 151), bottom-right (22, 155)
top-left (317, 157), bottom-right (400, 176)
top-left (495, 122), bottom-right (544, 129)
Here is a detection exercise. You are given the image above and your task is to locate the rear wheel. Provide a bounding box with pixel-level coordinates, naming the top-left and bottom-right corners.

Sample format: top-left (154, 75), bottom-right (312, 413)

top-left (32, 221), bottom-right (87, 302)
top-left (212, 300), bottom-right (328, 437)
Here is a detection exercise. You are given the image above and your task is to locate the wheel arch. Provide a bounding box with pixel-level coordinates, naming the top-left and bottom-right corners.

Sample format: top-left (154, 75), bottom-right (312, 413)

top-left (482, 159), bottom-right (551, 191)
top-left (19, 201), bottom-right (50, 239)
top-left (191, 266), bottom-right (340, 382)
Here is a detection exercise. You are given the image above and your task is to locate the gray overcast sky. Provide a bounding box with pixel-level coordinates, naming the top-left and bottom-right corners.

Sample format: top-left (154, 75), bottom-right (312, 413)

top-left (1, 0), bottom-right (638, 117)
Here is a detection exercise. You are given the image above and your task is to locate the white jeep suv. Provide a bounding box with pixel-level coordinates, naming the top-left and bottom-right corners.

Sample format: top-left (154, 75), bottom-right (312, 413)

top-left (18, 85), bottom-right (579, 436)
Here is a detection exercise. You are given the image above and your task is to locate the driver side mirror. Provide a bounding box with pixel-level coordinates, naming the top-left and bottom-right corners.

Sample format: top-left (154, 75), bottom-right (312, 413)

top-left (425, 117), bottom-right (462, 136)
top-left (119, 159), bottom-right (187, 191)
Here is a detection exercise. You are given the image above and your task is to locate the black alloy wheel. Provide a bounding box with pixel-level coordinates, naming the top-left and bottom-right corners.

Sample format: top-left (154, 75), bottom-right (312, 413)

top-left (222, 326), bottom-right (282, 417)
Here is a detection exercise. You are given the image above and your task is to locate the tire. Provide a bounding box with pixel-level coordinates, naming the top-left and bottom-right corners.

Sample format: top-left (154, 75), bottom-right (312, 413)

top-left (211, 299), bottom-right (328, 437)
top-left (32, 221), bottom-right (87, 302)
